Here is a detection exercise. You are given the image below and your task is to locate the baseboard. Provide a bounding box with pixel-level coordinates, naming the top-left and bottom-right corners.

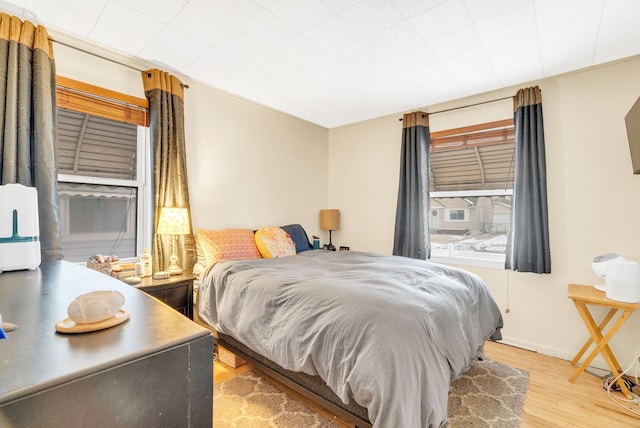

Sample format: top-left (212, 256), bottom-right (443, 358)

top-left (499, 336), bottom-right (611, 371)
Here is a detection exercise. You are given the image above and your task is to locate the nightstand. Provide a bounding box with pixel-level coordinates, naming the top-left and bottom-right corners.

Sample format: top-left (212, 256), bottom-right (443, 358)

top-left (136, 273), bottom-right (195, 320)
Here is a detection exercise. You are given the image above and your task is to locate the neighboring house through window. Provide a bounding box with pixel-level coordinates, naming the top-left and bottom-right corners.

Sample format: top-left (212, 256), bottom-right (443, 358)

top-left (429, 119), bottom-right (515, 268)
top-left (55, 77), bottom-right (151, 263)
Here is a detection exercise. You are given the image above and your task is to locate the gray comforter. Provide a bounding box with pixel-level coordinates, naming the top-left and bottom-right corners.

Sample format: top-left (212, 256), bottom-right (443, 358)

top-left (198, 250), bottom-right (503, 428)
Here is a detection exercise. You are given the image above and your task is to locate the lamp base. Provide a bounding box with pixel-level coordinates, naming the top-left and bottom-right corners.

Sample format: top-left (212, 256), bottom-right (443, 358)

top-left (326, 243), bottom-right (336, 251)
top-left (167, 264), bottom-right (183, 275)
top-left (167, 253), bottom-right (183, 275)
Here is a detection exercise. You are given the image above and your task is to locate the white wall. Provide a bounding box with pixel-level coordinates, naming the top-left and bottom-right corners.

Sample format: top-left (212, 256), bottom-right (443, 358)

top-left (54, 43), bottom-right (329, 242)
top-left (52, 32), bottom-right (640, 369)
top-left (328, 55), bottom-right (640, 368)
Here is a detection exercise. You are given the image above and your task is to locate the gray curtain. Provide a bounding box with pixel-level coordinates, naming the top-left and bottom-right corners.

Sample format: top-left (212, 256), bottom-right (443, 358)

top-left (393, 112), bottom-right (431, 259)
top-left (0, 14), bottom-right (62, 263)
top-left (142, 69), bottom-right (196, 273)
top-left (505, 86), bottom-right (551, 273)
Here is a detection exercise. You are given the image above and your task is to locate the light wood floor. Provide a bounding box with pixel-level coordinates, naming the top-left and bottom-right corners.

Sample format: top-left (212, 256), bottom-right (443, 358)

top-left (214, 341), bottom-right (640, 427)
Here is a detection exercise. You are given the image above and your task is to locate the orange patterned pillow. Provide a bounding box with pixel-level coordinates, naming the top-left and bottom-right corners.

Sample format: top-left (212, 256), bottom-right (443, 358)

top-left (196, 228), bottom-right (262, 266)
top-left (254, 226), bottom-right (296, 258)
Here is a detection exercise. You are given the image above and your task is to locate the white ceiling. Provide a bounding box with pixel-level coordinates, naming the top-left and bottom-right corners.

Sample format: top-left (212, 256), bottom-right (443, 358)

top-left (2, 0), bottom-right (639, 128)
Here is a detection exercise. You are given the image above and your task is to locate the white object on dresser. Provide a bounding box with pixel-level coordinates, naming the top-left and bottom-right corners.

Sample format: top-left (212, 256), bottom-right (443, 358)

top-left (0, 183), bottom-right (41, 273)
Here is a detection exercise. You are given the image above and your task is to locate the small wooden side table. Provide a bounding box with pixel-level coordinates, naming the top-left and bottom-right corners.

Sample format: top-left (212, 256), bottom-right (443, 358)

top-left (567, 283), bottom-right (640, 399)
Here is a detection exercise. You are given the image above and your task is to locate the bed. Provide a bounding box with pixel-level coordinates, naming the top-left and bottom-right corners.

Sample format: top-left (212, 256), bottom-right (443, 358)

top-left (195, 225), bottom-right (503, 428)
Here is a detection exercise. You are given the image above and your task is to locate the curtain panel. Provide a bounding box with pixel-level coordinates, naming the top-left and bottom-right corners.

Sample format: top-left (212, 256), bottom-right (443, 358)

top-left (393, 112), bottom-right (431, 260)
top-left (0, 13), bottom-right (62, 263)
top-left (141, 69), bottom-right (196, 273)
top-left (505, 86), bottom-right (551, 274)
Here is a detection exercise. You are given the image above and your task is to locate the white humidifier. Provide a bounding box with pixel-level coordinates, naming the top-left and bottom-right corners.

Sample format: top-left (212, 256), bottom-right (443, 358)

top-left (591, 253), bottom-right (625, 292)
top-left (605, 259), bottom-right (640, 304)
top-left (0, 183), bottom-right (41, 273)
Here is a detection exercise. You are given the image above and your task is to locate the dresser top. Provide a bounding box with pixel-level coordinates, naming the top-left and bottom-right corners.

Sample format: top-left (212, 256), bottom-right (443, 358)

top-left (0, 261), bottom-right (210, 404)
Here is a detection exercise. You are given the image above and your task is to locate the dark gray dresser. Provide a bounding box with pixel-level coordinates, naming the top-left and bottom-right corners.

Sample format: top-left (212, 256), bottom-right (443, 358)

top-left (0, 261), bottom-right (213, 427)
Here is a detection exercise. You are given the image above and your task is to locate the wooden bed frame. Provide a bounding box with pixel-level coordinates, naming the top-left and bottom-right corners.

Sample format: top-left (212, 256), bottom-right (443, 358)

top-left (215, 332), bottom-right (372, 428)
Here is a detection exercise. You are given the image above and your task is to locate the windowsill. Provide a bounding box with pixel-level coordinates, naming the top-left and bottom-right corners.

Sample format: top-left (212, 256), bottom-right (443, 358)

top-left (430, 254), bottom-right (505, 270)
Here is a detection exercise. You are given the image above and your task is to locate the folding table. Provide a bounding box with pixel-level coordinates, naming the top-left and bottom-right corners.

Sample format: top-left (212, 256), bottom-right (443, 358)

top-left (567, 283), bottom-right (640, 399)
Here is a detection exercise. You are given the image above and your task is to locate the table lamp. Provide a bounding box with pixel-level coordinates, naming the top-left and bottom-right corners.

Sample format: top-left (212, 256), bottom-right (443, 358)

top-left (320, 209), bottom-right (340, 251)
top-left (156, 207), bottom-right (190, 275)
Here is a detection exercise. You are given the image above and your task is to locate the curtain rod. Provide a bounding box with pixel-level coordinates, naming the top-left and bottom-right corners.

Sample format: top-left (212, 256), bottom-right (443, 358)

top-left (52, 39), bottom-right (189, 89)
top-left (399, 95), bottom-right (512, 121)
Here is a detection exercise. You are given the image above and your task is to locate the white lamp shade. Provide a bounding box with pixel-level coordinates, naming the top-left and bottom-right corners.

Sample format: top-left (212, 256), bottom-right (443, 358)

top-left (157, 207), bottom-right (190, 235)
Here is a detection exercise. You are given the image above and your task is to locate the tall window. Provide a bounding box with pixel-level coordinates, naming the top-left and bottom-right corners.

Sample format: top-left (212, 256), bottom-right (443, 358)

top-left (56, 77), bottom-right (151, 263)
top-left (429, 119), bottom-right (514, 266)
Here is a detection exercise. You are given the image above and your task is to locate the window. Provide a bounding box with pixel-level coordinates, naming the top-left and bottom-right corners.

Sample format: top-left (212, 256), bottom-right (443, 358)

top-left (429, 119), bottom-right (514, 267)
top-left (56, 77), bottom-right (151, 263)
top-left (446, 209), bottom-right (467, 222)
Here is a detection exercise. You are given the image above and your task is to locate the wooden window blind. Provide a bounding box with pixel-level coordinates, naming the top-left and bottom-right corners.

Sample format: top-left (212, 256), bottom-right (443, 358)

top-left (430, 119), bottom-right (514, 151)
top-left (56, 76), bottom-right (148, 127)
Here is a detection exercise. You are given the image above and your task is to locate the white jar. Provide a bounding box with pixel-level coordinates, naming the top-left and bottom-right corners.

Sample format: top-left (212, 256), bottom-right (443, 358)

top-left (135, 261), bottom-right (144, 277)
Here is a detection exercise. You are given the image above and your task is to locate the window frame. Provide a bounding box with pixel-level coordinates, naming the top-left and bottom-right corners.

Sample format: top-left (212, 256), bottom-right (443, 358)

top-left (56, 77), bottom-right (152, 263)
top-left (429, 119), bottom-right (515, 269)
top-left (430, 188), bottom-right (512, 268)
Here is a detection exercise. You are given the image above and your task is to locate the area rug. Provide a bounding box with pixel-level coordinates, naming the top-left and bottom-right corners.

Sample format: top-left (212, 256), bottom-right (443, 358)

top-left (214, 359), bottom-right (529, 428)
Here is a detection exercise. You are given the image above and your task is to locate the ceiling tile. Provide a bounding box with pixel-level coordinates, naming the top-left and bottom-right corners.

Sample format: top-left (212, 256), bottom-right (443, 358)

top-left (25, 0), bottom-right (108, 35)
top-left (322, 0), bottom-right (368, 14)
top-left (115, 0), bottom-right (187, 23)
top-left (188, 0), bottom-right (262, 27)
top-left (212, 29), bottom-right (269, 62)
top-left (537, 11), bottom-right (600, 48)
top-left (237, 8), bottom-right (298, 48)
top-left (428, 25), bottom-right (483, 61)
top-left (463, 0), bottom-right (531, 22)
top-left (483, 30), bottom-right (539, 63)
top-left (534, 0), bottom-right (604, 28)
top-left (416, 69), bottom-right (466, 103)
top-left (249, 47), bottom-right (306, 80)
top-left (253, 0), bottom-right (276, 6)
top-left (541, 38), bottom-right (595, 77)
top-left (303, 14), bottom-right (362, 51)
top-left (409, 0), bottom-right (472, 41)
top-left (333, 38), bottom-right (385, 70)
top-left (593, 0), bottom-right (640, 64)
top-left (138, 25), bottom-right (208, 70)
top-left (365, 20), bottom-right (423, 56)
top-left (265, 0), bottom-right (335, 33)
top-left (493, 54), bottom-right (544, 86)
top-left (452, 65), bottom-right (502, 94)
top-left (88, 1), bottom-right (164, 54)
top-left (186, 47), bottom-right (249, 81)
top-left (387, 42), bottom-right (439, 72)
top-left (304, 55), bottom-right (351, 78)
top-left (168, 3), bottom-right (232, 46)
top-left (473, 3), bottom-right (536, 44)
top-left (441, 49), bottom-right (493, 77)
top-left (339, 0), bottom-right (406, 36)
top-left (391, 0), bottom-right (447, 18)
top-left (407, 61), bottom-right (452, 85)
top-left (538, 10), bottom-right (602, 74)
top-left (273, 33), bottom-right (330, 70)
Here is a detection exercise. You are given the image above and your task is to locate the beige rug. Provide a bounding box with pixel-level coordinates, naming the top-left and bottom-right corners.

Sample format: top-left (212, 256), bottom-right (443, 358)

top-left (214, 359), bottom-right (529, 428)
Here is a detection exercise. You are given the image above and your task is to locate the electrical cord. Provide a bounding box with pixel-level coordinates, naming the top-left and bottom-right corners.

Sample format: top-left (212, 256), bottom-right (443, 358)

top-left (604, 344), bottom-right (640, 416)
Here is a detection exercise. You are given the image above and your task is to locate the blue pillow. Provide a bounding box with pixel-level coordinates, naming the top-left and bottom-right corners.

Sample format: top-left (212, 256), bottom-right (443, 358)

top-left (280, 224), bottom-right (313, 253)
